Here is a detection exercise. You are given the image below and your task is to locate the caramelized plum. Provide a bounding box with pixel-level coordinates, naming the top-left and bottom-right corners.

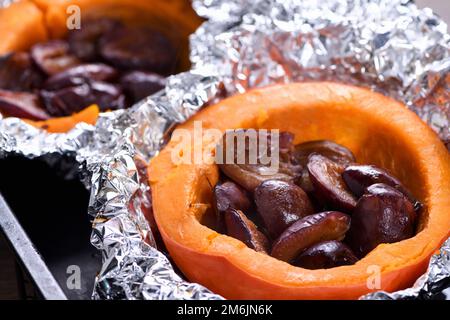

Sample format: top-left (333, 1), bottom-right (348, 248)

top-left (254, 180), bottom-right (314, 239)
top-left (293, 140), bottom-right (355, 166)
top-left (40, 82), bottom-right (125, 116)
top-left (0, 89), bottom-right (49, 120)
top-left (307, 154), bottom-right (357, 212)
top-left (295, 167), bottom-right (314, 193)
top-left (346, 183), bottom-right (416, 257)
top-left (120, 71), bottom-right (166, 104)
top-left (224, 209), bottom-right (269, 253)
top-left (294, 240), bottom-right (358, 269)
top-left (68, 18), bottom-right (124, 61)
top-left (0, 52), bottom-right (44, 91)
top-left (271, 211), bottom-right (351, 262)
top-left (217, 130), bottom-right (302, 192)
top-left (213, 181), bottom-right (252, 232)
top-left (43, 63), bottom-right (118, 91)
top-left (99, 26), bottom-right (176, 74)
top-left (31, 40), bottom-right (80, 75)
top-left (342, 164), bottom-right (422, 211)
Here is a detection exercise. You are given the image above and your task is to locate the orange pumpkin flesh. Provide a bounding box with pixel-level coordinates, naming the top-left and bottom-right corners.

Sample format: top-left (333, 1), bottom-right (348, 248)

top-left (0, 0), bottom-right (202, 132)
top-left (0, 1), bottom-right (48, 54)
top-left (148, 82), bottom-right (450, 299)
top-left (24, 104), bottom-right (99, 132)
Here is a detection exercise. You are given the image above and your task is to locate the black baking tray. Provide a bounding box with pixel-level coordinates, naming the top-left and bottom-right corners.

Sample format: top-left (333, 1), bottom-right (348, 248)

top-left (0, 154), bottom-right (101, 300)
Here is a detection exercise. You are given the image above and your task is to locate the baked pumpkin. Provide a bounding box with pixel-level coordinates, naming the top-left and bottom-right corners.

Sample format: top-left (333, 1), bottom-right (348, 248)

top-left (148, 82), bottom-right (450, 299)
top-left (23, 104), bottom-right (99, 133)
top-left (0, 0), bottom-right (202, 132)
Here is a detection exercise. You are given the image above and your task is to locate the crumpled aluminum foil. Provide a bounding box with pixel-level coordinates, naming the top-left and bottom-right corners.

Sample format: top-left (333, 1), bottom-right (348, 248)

top-left (0, 0), bottom-right (449, 300)
top-left (363, 238), bottom-right (450, 300)
top-left (0, 72), bottom-right (224, 300)
top-left (191, 0), bottom-right (449, 147)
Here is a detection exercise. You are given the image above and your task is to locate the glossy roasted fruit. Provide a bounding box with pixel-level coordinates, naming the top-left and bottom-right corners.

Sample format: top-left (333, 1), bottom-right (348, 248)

top-left (293, 140), bottom-right (355, 167)
top-left (43, 63), bottom-right (118, 91)
top-left (342, 164), bottom-right (422, 211)
top-left (0, 89), bottom-right (49, 120)
top-left (213, 181), bottom-right (252, 232)
top-left (217, 130), bottom-right (301, 192)
top-left (224, 209), bottom-right (269, 253)
top-left (40, 82), bottom-right (125, 116)
top-left (120, 70), bottom-right (166, 104)
top-left (347, 183), bottom-right (416, 258)
top-left (68, 18), bottom-right (124, 61)
top-left (0, 52), bottom-right (44, 91)
top-left (271, 211), bottom-right (351, 262)
top-left (295, 167), bottom-right (315, 193)
top-left (294, 240), bottom-right (358, 269)
top-left (99, 26), bottom-right (176, 74)
top-left (307, 154), bottom-right (357, 212)
top-left (30, 40), bottom-right (80, 75)
top-left (254, 180), bottom-right (314, 239)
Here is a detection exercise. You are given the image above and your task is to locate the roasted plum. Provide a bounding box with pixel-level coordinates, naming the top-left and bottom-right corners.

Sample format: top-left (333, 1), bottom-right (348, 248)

top-left (31, 40), bottom-right (80, 75)
top-left (99, 26), bottom-right (176, 74)
top-left (211, 132), bottom-right (421, 268)
top-left (346, 183), bottom-right (416, 257)
top-left (342, 164), bottom-right (422, 211)
top-left (217, 130), bottom-right (302, 192)
top-left (271, 211), bottom-right (351, 262)
top-left (120, 70), bottom-right (166, 104)
top-left (43, 63), bottom-right (118, 91)
top-left (294, 240), bottom-right (358, 269)
top-left (0, 89), bottom-right (49, 120)
top-left (224, 208), bottom-right (269, 253)
top-left (254, 180), bottom-right (314, 239)
top-left (307, 154), bottom-right (357, 212)
top-left (213, 181), bottom-right (252, 232)
top-left (0, 18), bottom-right (175, 121)
top-left (40, 82), bottom-right (125, 116)
top-left (293, 140), bottom-right (355, 167)
top-left (0, 52), bottom-right (44, 91)
top-left (295, 167), bottom-right (315, 193)
top-left (68, 18), bottom-right (124, 61)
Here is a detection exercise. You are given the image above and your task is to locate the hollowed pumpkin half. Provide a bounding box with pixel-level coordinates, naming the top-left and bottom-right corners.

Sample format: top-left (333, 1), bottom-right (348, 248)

top-left (0, 0), bottom-right (202, 132)
top-left (148, 82), bottom-right (450, 300)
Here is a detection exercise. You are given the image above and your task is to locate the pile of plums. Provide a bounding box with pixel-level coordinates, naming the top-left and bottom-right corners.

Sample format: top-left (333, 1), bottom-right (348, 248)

top-left (0, 18), bottom-right (175, 120)
top-left (212, 130), bottom-right (421, 269)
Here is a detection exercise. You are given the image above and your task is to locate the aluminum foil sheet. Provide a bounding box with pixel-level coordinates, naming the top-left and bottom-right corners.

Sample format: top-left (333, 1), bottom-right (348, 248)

top-left (0, 0), bottom-right (15, 8)
top-left (363, 238), bottom-right (450, 300)
top-left (191, 0), bottom-right (449, 147)
top-left (0, 0), bottom-right (449, 300)
top-left (0, 72), bottom-right (224, 300)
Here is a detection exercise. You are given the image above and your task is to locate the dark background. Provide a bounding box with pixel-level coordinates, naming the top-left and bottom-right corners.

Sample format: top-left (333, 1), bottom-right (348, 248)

top-left (0, 233), bottom-right (18, 299)
top-left (0, 155), bottom-right (99, 300)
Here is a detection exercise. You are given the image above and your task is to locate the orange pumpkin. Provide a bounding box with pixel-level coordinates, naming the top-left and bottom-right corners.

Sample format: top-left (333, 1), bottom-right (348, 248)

top-left (0, 0), bottom-right (202, 132)
top-left (23, 104), bottom-right (99, 133)
top-left (148, 82), bottom-right (450, 299)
